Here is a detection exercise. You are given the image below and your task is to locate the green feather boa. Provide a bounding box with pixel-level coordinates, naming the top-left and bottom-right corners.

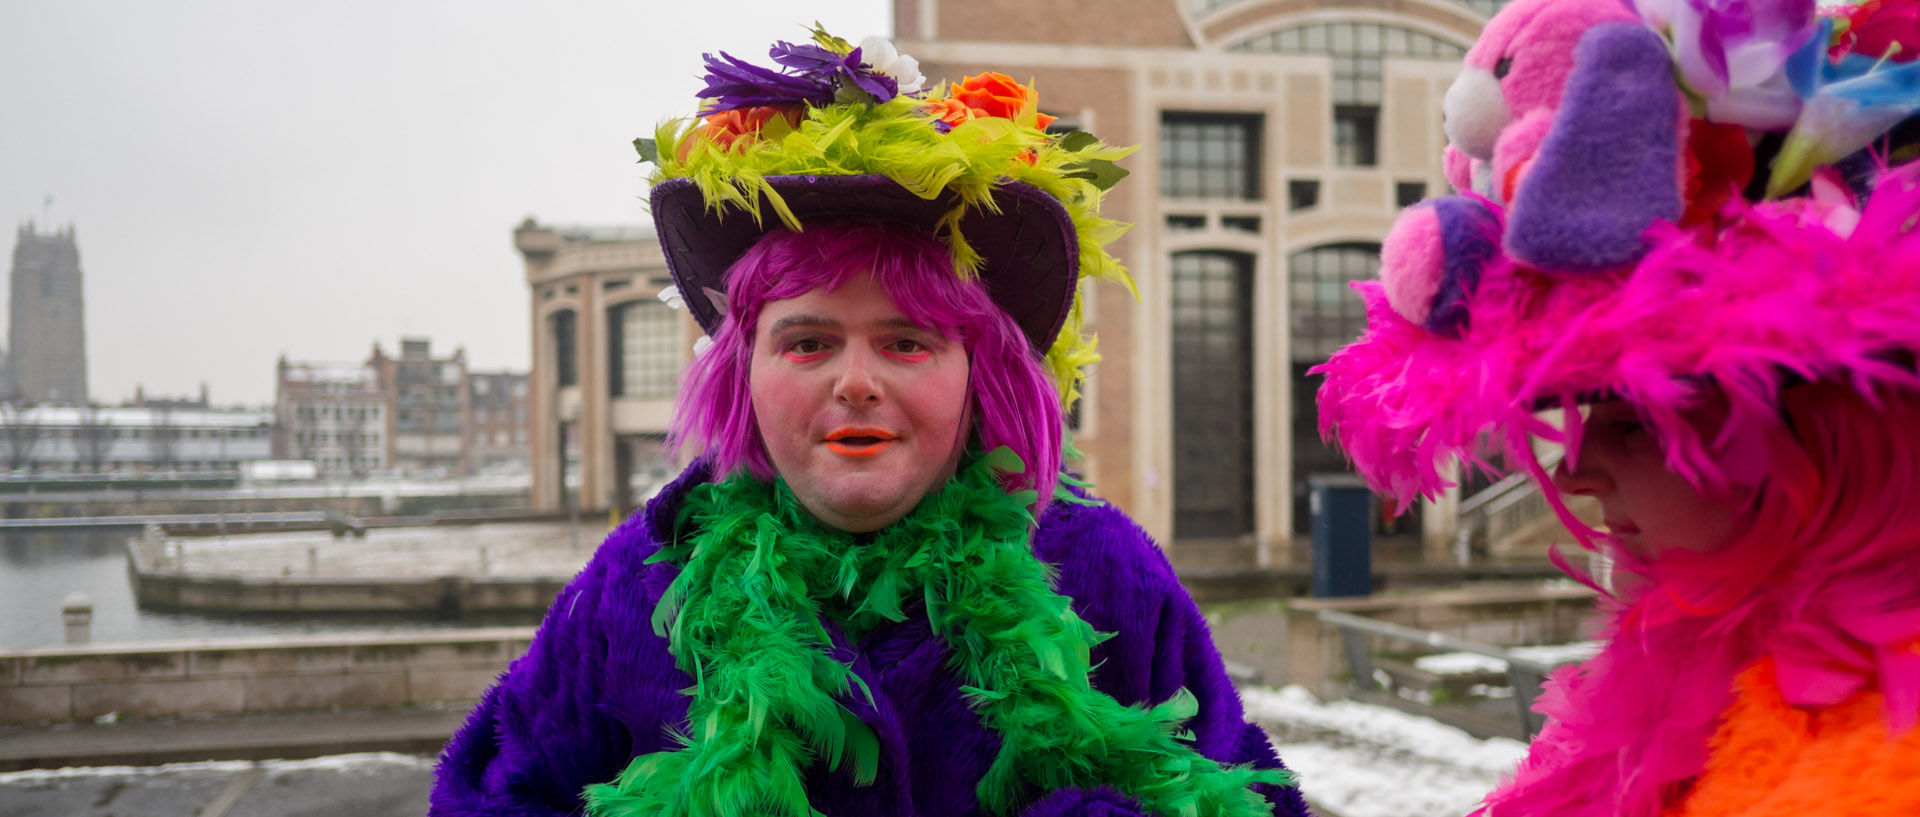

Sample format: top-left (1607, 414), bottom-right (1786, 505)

top-left (583, 449), bottom-right (1290, 817)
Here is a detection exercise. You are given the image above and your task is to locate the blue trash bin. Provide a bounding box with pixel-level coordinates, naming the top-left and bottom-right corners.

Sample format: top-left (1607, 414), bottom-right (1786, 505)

top-left (1309, 474), bottom-right (1373, 598)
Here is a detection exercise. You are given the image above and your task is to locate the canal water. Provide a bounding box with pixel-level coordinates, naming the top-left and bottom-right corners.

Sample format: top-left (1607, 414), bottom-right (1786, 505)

top-left (0, 530), bottom-right (543, 649)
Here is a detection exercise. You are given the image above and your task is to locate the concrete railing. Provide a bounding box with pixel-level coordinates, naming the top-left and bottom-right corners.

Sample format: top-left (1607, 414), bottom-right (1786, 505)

top-left (0, 628), bottom-right (534, 725)
top-left (1205, 585), bottom-right (1597, 698)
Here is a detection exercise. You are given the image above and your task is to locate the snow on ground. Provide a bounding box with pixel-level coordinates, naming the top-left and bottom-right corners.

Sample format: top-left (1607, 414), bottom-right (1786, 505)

top-left (1412, 641), bottom-right (1603, 676)
top-left (0, 752), bottom-right (434, 785)
top-left (1244, 685), bottom-right (1529, 817)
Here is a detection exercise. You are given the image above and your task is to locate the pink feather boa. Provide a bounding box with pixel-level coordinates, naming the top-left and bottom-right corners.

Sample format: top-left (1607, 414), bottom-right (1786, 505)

top-left (1317, 166), bottom-right (1920, 817)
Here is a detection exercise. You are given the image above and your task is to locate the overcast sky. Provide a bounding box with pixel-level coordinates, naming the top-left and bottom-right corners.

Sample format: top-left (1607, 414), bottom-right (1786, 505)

top-left (0, 0), bottom-right (892, 407)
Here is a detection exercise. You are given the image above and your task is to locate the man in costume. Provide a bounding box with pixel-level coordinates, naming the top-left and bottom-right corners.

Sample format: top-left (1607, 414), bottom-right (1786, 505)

top-left (1315, 0), bottom-right (1920, 814)
top-left (431, 29), bottom-right (1309, 817)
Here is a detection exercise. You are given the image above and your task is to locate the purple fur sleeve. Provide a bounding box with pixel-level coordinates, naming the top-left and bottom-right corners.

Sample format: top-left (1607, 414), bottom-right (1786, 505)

top-left (429, 471), bottom-right (704, 817)
top-left (1038, 500), bottom-right (1314, 817)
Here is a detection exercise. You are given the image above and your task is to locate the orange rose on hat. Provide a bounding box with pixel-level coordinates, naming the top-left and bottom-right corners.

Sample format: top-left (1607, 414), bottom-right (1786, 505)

top-left (949, 72), bottom-right (1056, 128)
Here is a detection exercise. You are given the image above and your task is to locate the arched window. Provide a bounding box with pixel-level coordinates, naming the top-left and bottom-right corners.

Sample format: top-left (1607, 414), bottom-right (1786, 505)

top-left (1171, 250), bottom-right (1257, 539)
top-left (1288, 243), bottom-right (1380, 361)
top-left (1201, 0), bottom-right (1510, 21)
top-left (1232, 24), bottom-right (1468, 167)
top-left (1289, 242), bottom-right (1382, 532)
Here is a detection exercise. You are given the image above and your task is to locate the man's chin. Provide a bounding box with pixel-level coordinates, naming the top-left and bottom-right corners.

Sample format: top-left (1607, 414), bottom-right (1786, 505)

top-left (802, 484), bottom-right (918, 533)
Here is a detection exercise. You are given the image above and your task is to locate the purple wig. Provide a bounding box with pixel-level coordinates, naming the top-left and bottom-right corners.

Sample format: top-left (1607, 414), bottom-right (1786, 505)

top-left (667, 220), bottom-right (1066, 508)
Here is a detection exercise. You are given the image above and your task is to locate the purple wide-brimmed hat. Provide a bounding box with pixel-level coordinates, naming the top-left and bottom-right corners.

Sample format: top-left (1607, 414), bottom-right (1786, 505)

top-left (650, 174), bottom-right (1080, 352)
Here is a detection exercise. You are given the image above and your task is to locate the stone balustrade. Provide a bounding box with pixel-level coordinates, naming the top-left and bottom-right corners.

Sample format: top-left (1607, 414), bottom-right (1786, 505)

top-left (0, 628), bottom-right (534, 725)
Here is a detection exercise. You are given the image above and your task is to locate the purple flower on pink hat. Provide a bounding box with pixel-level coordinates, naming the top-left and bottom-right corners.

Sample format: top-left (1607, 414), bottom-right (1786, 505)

top-left (1631, 0), bottom-right (1821, 128)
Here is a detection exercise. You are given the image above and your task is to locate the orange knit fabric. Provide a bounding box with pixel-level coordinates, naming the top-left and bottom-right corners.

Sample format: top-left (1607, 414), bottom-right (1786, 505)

top-left (1667, 658), bottom-right (1920, 817)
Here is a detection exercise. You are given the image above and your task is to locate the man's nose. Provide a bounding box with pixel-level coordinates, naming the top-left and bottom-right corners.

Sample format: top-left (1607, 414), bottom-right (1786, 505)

top-left (832, 347), bottom-right (882, 406)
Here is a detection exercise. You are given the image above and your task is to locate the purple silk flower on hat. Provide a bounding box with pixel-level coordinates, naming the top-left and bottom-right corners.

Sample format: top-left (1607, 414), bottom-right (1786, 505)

top-left (1630, 0), bottom-right (1820, 128)
top-left (771, 41), bottom-right (900, 104)
top-left (697, 40), bottom-right (899, 115)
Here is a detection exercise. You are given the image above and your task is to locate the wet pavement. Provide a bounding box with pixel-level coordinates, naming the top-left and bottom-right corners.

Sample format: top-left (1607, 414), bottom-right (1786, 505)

top-left (0, 753), bottom-right (434, 817)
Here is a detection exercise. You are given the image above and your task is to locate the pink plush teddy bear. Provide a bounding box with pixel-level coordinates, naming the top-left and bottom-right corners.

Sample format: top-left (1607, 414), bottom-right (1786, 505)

top-left (1383, 0), bottom-right (1690, 337)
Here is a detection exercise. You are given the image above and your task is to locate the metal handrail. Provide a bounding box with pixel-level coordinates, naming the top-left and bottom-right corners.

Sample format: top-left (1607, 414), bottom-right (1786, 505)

top-left (1316, 608), bottom-right (1561, 736)
top-left (1455, 450), bottom-right (1562, 517)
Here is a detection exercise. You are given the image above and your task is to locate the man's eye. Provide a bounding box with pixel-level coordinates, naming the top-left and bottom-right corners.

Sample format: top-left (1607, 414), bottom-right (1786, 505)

top-left (890, 339), bottom-right (925, 354)
top-left (789, 339), bottom-right (826, 355)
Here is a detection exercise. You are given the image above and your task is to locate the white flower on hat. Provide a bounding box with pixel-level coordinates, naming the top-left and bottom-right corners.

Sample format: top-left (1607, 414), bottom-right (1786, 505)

top-left (858, 36), bottom-right (923, 95)
top-left (657, 285), bottom-right (685, 310)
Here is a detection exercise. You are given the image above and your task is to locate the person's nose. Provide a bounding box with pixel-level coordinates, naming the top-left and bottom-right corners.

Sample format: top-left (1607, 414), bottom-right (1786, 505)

top-left (1551, 450), bottom-right (1613, 497)
top-left (832, 346), bottom-right (883, 406)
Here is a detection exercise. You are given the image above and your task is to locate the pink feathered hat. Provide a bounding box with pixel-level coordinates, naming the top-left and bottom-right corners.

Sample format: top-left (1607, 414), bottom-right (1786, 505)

top-left (1318, 169), bottom-right (1920, 505)
top-left (1313, 0), bottom-right (1920, 507)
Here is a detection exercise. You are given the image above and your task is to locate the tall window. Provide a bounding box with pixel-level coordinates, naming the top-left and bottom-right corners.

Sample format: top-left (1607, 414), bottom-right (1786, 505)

top-left (609, 300), bottom-right (680, 398)
top-left (1288, 243), bottom-right (1380, 361)
top-left (1171, 251), bottom-right (1257, 539)
top-left (1334, 107), bottom-right (1379, 167)
top-left (551, 309), bottom-right (578, 388)
top-left (1161, 113), bottom-right (1263, 200)
top-left (1289, 243), bottom-right (1383, 532)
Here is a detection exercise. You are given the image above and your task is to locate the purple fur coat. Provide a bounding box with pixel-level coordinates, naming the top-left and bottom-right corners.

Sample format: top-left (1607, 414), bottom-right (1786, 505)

top-left (431, 462), bottom-right (1311, 817)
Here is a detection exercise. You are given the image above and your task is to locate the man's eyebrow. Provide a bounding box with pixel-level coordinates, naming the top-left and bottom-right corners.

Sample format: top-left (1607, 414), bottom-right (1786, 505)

top-left (765, 314), bottom-right (840, 336)
top-left (765, 315), bottom-right (934, 335)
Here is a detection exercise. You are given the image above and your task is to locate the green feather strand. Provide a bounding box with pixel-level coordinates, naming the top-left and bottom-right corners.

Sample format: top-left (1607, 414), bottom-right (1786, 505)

top-left (583, 450), bottom-right (1293, 817)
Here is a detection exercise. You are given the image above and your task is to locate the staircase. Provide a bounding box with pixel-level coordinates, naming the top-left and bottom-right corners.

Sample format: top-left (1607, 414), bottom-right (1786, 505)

top-left (1454, 453), bottom-right (1599, 561)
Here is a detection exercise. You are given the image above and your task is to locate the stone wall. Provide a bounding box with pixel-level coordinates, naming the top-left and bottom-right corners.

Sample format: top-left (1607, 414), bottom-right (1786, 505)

top-left (1205, 585), bottom-right (1599, 697)
top-left (0, 629), bottom-right (533, 725)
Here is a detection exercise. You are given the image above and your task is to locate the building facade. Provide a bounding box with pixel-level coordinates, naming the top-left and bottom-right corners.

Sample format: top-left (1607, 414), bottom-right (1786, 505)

top-left (517, 221), bottom-right (693, 512)
top-left (370, 339), bottom-right (470, 476)
top-left (468, 371), bottom-right (531, 473)
top-left (0, 404), bottom-right (272, 475)
top-left (273, 358), bottom-right (388, 477)
top-left (895, 0), bottom-right (1497, 565)
top-left (9, 223), bottom-right (88, 404)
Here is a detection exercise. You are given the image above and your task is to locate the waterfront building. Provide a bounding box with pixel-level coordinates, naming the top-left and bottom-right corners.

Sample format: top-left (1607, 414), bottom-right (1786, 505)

top-left (468, 371), bottom-right (531, 473)
top-left (274, 358), bottom-right (388, 477)
top-left (0, 403), bottom-right (272, 475)
top-left (516, 221), bottom-right (693, 513)
top-left (9, 223), bottom-right (88, 405)
top-left (369, 338), bottom-right (470, 477)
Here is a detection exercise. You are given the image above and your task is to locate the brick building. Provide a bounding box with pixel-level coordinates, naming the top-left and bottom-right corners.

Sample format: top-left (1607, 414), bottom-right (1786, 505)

top-left (274, 358), bottom-right (388, 477)
top-left (369, 339), bottom-right (470, 476)
top-left (467, 371), bottom-right (530, 473)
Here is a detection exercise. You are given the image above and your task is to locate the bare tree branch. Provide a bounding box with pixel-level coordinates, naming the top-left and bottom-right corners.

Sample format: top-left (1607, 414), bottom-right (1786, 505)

top-left (150, 405), bottom-right (180, 471)
top-left (0, 402), bottom-right (41, 472)
top-left (74, 403), bottom-right (114, 474)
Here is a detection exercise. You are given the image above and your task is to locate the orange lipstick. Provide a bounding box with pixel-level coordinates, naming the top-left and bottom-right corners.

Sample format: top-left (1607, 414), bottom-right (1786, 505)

top-left (824, 428), bottom-right (898, 458)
